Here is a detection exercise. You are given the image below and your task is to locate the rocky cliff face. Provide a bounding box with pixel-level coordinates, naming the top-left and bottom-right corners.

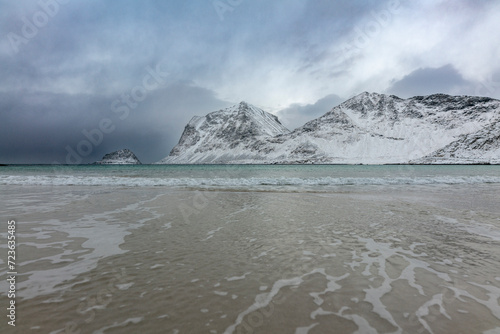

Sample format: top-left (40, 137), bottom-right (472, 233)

top-left (94, 149), bottom-right (142, 165)
top-left (157, 93), bottom-right (500, 164)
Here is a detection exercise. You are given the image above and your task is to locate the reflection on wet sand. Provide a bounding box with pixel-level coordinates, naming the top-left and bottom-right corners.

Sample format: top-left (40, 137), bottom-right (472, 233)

top-left (0, 185), bottom-right (499, 333)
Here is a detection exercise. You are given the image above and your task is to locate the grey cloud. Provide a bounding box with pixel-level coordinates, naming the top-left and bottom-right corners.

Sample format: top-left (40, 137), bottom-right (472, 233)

top-left (276, 94), bottom-right (344, 130)
top-left (0, 83), bottom-right (231, 164)
top-left (1, 1), bottom-right (498, 163)
top-left (385, 65), bottom-right (470, 98)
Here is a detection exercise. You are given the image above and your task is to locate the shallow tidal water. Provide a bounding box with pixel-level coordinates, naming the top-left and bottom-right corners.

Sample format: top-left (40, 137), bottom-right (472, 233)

top-left (1, 165), bottom-right (500, 333)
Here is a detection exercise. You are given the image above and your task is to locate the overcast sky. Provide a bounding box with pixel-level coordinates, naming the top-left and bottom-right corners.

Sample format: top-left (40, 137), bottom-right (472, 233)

top-left (1, 0), bottom-right (499, 164)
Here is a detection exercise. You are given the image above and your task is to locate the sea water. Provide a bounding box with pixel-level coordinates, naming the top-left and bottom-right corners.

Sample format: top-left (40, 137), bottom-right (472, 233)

top-left (0, 165), bottom-right (499, 333)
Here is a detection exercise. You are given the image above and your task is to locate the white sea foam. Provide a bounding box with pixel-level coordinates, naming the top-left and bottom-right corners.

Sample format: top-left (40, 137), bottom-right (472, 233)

top-left (224, 268), bottom-right (348, 334)
top-left (203, 226), bottom-right (224, 241)
top-left (93, 317), bottom-right (143, 334)
top-left (2, 174), bottom-right (500, 189)
top-left (224, 273), bottom-right (305, 334)
top-left (150, 264), bottom-right (165, 269)
top-left (435, 215), bottom-right (500, 242)
top-left (351, 237), bottom-right (452, 332)
top-left (295, 323), bottom-right (319, 334)
top-left (1, 194), bottom-right (165, 300)
top-left (310, 307), bottom-right (335, 319)
top-left (226, 272), bottom-right (251, 281)
top-left (214, 291), bottom-right (228, 296)
top-left (253, 247), bottom-right (276, 259)
top-left (415, 293), bottom-right (451, 334)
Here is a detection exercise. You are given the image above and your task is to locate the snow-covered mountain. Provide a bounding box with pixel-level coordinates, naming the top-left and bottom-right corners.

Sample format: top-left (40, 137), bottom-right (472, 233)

top-left (94, 149), bottom-right (142, 165)
top-left (157, 93), bottom-right (500, 164)
top-left (411, 121), bottom-right (500, 164)
top-left (157, 102), bottom-right (290, 164)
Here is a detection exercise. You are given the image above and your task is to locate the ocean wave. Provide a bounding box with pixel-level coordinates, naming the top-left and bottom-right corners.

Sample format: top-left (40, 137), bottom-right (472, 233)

top-left (2, 175), bottom-right (500, 188)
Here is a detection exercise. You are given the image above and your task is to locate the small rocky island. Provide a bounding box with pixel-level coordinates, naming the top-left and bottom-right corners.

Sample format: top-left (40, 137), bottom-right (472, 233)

top-left (93, 149), bottom-right (142, 165)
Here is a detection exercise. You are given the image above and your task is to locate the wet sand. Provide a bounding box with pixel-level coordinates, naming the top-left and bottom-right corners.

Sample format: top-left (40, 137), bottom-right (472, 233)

top-left (1, 184), bottom-right (500, 333)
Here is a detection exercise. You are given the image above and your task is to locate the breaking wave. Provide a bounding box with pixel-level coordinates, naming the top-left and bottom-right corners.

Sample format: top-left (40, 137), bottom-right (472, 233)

top-left (2, 175), bottom-right (500, 189)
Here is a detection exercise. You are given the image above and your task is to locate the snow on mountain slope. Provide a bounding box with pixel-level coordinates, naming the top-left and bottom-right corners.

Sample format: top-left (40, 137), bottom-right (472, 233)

top-left (412, 120), bottom-right (500, 164)
top-left (157, 93), bottom-right (500, 164)
top-left (94, 149), bottom-right (142, 165)
top-left (274, 92), bottom-right (500, 164)
top-left (157, 102), bottom-right (290, 164)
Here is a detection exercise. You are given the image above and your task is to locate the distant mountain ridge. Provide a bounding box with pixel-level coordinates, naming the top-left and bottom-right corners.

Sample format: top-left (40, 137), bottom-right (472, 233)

top-left (157, 93), bottom-right (500, 164)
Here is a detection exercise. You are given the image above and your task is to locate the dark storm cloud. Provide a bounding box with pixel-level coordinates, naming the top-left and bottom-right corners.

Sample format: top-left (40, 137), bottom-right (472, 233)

top-left (1, 0), bottom-right (499, 163)
top-left (386, 65), bottom-right (470, 98)
top-left (0, 83), bottom-right (231, 164)
top-left (0, 0), bottom-right (236, 163)
top-left (276, 94), bottom-right (344, 130)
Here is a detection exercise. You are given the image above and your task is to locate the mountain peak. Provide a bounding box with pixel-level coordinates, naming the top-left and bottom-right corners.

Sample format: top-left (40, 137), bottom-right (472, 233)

top-left (237, 101), bottom-right (256, 113)
top-left (158, 103), bottom-right (289, 164)
top-left (356, 91), bottom-right (384, 98)
top-left (218, 101), bottom-right (257, 114)
top-left (235, 101), bottom-right (263, 114)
